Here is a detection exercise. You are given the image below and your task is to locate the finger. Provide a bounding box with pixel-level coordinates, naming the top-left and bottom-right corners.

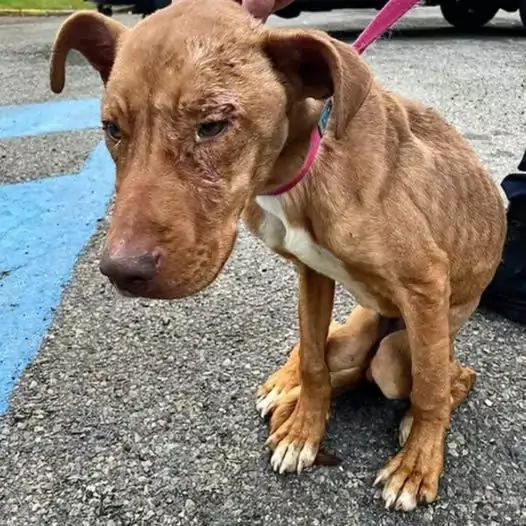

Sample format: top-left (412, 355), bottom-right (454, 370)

top-left (241, 0), bottom-right (274, 19)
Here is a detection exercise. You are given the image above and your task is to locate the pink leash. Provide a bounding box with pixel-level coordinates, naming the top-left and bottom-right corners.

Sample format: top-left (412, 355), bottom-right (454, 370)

top-left (265, 0), bottom-right (421, 196)
top-left (352, 0), bottom-right (421, 55)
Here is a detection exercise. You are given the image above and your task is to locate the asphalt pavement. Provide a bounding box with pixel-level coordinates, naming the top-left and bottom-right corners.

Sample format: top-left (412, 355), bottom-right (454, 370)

top-left (0, 6), bottom-right (525, 526)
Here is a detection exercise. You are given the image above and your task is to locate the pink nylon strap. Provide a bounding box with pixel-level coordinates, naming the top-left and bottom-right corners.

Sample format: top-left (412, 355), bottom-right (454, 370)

top-left (265, 0), bottom-right (421, 197)
top-left (265, 129), bottom-right (322, 196)
top-left (352, 0), bottom-right (421, 55)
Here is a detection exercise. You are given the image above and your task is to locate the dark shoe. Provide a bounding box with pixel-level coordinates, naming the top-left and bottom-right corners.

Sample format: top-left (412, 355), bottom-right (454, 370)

top-left (479, 172), bottom-right (526, 325)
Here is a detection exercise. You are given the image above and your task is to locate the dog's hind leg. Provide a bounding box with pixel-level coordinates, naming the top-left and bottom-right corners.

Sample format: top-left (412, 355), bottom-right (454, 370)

top-left (256, 305), bottom-right (384, 421)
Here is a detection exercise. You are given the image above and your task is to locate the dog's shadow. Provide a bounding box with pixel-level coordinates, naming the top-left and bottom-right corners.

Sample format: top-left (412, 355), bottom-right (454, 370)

top-left (322, 382), bottom-right (409, 465)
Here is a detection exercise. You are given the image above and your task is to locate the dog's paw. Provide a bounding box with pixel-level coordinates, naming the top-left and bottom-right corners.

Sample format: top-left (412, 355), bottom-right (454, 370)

top-left (269, 439), bottom-right (319, 475)
top-left (265, 394), bottom-right (329, 474)
top-left (256, 386), bottom-right (290, 418)
top-left (256, 348), bottom-right (300, 418)
top-left (374, 419), bottom-right (446, 511)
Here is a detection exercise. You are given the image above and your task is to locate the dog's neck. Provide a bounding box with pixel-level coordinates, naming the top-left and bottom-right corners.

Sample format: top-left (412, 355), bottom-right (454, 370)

top-left (261, 98), bottom-right (329, 196)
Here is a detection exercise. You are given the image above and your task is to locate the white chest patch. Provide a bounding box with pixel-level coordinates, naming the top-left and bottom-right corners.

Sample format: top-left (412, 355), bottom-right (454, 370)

top-left (254, 195), bottom-right (379, 310)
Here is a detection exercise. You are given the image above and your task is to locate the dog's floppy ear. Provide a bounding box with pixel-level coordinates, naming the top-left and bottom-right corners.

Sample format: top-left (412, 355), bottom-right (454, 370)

top-left (49, 10), bottom-right (128, 94)
top-left (262, 28), bottom-right (373, 140)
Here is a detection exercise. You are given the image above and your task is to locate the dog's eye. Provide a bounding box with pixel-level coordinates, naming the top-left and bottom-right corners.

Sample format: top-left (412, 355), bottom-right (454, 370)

top-left (197, 120), bottom-right (228, 140)
top-left (102, 120), bottom-right (122, 142)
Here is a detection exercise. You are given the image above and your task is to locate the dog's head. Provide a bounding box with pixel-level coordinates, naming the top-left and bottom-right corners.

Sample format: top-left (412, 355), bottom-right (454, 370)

top-left (50, 0), bottom-right (371, 299)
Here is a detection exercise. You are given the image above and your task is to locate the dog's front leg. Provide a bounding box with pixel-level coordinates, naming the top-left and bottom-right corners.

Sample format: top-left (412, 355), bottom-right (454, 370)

top-left (266, 264), bottom-right (334, 474)
top-left (374, 271), bottom-right (451, 511)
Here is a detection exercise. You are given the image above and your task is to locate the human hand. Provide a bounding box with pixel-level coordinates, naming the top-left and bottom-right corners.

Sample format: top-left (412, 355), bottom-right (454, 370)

top-left (237, 0), bottom-right (295, 21)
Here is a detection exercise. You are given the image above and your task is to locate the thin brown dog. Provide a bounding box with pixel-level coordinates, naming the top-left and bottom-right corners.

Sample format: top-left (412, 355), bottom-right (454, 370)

top-left (49, 0), bottom-right (506, 512)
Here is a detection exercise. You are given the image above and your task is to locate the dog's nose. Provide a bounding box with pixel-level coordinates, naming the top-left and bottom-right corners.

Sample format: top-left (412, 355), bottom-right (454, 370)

top-left (99, 250), bottom-right (159, 292)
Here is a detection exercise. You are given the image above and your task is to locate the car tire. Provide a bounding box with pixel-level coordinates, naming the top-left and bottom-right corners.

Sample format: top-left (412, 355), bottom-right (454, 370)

top-left (519, 1), bottom-right (526, 28)
top-left (273, 5), bottom-right (301, 18)
top-left (440, 1), bottom-right (499, 30)
top-left (97, 4), bottom-right (113, 16)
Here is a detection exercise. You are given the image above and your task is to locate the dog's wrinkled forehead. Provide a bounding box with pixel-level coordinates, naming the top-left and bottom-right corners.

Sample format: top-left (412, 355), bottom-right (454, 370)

top-left (107, 1), bottom-right (264, 106)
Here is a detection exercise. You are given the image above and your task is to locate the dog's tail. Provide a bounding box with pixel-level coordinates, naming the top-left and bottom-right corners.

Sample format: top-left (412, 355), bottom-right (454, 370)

top-left (314, 450), bottom-right (342, 467)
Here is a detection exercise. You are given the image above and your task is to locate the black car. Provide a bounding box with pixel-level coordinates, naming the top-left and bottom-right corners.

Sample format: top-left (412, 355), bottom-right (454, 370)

top-left (276, 0), bottom-right (526, 30)
top-left (91, 0), bottom-right (169, 17)
top-left (89, 0), bottom-right (526, 30)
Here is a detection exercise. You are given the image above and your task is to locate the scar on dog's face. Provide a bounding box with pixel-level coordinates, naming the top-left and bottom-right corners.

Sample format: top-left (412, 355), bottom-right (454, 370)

top-left (49, 0), bottom-right (348, 299)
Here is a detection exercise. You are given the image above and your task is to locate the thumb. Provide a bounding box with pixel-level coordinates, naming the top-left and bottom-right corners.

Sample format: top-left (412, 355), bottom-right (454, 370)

top-left (241, 0), bottom-right (275, 19)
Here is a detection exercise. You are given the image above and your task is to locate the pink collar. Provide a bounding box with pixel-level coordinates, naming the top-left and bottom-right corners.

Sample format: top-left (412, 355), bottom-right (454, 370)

top-left (263, 0), bottom-right (420, 197)
top-left (265, 97), bottom-right (333, 197)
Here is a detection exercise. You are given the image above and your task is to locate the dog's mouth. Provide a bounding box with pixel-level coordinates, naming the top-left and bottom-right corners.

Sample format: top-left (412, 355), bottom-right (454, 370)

top-left (109, 278), bottom-right (154, 298)
top-left (102, 221), bottom-right (240, 300)
top-left (106, 262), bottom-right (224, 300)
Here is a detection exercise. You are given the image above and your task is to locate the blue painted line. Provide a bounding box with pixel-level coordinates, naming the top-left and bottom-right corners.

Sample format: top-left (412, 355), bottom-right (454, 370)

top-left (0, 98), bottom-right (101, 140)
top-left (0, 140), bottom-right (115, 414)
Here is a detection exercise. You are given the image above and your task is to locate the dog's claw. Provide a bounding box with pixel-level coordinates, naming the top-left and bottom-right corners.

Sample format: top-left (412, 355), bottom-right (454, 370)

top-left (269, 440), bottom-right (317, 474)
top-left (398, 411), bottom-right (414, 447)
top-left (373, 469), bottom-right (388, 487)
top-left (395, 491), bottom-right (417, 512)
top-left (255, 387), bottom-right (281, 418)
top-left (270, 442), bottom-right (286, 471)
top-left (382, 486), bottom-right (398, 510)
